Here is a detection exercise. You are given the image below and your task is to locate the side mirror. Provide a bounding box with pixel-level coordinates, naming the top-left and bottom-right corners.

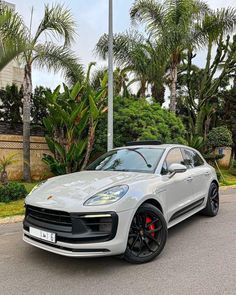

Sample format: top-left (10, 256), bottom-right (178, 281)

top-left (168, 163), bottom-right (187, 178)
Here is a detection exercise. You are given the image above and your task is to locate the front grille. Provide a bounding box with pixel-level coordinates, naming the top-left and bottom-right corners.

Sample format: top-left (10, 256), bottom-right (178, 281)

top-left (24, 205), bottom-right (118, 243)
top-left (27, 205), bottom-right (72, 226)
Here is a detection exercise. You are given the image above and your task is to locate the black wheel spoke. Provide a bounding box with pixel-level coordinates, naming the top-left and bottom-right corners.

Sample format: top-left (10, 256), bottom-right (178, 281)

top-left (130, 235), bottom-right (139, 250)
top-left (136, 237), bottom-right (144, 257)
top-left (144, 231), bottom-right (160, 247)
top-left (143, 239), bottom-right (154, 253)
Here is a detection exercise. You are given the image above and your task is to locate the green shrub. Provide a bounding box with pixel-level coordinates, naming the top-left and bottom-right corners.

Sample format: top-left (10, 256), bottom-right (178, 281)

top-left (93, 97), bottom-right (187, 155)
top-left (207, 126), bottom-right (233, 148)
top-left (0, 182), bottom-right (27, 203)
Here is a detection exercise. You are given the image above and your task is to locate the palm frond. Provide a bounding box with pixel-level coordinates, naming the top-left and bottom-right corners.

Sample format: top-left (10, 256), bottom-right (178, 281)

top-left (0, 6), bottom-right (27, 70)
top-left (33, 43), bottom-right (84, 85)
top-left (130, 0), bottom-right (165, 33)
top-left (34, 4), bottom-right (76, 46)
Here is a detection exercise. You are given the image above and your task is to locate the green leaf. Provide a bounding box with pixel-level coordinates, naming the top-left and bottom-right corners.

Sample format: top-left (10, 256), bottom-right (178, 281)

top-left (89, 94), bottom-right (99, 120)
top-left (70, 81), bottom-right (83, 100)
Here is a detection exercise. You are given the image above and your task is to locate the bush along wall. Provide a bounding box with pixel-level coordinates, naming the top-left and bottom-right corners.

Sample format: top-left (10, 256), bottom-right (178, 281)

top-left (0, 182), bottom-right (27, 203)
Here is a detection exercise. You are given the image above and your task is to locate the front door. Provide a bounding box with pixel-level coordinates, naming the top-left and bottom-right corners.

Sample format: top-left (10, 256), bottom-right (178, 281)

top-left (160, 148), bottom-right (194, 223)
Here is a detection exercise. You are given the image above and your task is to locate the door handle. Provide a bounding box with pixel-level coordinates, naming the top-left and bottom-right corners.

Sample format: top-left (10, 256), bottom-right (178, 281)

top-left (186, 176), bottom-right (193, 182)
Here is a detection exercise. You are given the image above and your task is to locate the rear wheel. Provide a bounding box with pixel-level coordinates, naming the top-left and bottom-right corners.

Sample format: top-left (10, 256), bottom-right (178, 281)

top-left (124, 203), bottom-right (167, 264)
top-left (201, 182), bottom-right (219, 217)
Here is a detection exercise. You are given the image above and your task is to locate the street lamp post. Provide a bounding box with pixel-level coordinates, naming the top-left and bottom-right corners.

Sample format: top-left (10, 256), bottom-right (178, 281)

top-left (107, 0), bottom-right (113, 151)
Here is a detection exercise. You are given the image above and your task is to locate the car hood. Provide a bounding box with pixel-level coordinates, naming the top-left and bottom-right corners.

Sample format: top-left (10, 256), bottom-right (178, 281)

top-left (26, 170), bottom-right (158, 211)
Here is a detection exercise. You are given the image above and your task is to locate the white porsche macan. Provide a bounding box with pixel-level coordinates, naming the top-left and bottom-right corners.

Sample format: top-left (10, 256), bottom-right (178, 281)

top-left (23, 142), bottom-right (219, 264)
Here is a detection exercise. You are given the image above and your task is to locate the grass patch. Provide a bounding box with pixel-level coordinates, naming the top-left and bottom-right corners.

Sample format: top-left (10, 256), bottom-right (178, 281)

top-left (0, 182), bottom-right (39, 218)
top-left (219, 169), bottom-right (236, 186)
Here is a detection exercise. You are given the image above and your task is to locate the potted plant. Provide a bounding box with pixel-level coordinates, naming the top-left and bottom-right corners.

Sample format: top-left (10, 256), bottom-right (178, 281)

top-left (0, 154), bottom-right (18, 185)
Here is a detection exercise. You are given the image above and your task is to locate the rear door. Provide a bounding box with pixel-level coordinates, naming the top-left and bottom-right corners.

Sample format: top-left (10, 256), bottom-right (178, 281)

top-left (181, 148), bottom-right (211, 201)
top-left (161, 148), bottom-right (194, 222)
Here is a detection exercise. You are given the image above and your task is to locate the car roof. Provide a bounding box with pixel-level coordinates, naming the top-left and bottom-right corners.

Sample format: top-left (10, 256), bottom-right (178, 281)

top-left (114, 144), bottom-right (192, 150)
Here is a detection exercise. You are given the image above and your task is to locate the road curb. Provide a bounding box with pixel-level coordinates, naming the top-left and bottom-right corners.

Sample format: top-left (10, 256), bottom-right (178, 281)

top-left (220, 185), bottom-right (236, 191)
top-left (0, 215), bottom-right (24, 225)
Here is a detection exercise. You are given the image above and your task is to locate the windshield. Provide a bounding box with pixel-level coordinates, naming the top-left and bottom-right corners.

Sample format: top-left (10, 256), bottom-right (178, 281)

top-left (87, 148), bottom-right (165, 174)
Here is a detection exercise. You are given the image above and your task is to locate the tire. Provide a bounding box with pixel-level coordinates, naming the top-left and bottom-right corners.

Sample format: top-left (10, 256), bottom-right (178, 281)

top-left (123, 203), bottom-right (168, 264)
top-left (201, 182), bottom-right (219, 217)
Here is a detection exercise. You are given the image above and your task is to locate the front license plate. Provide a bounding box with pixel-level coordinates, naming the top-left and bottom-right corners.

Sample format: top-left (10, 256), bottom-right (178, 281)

top-left (29, 227), bottom-right (56, 243)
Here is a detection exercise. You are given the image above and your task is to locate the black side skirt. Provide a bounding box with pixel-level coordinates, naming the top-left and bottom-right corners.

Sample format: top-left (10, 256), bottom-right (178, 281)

top-left (169, 198), bottom-right (205, 222)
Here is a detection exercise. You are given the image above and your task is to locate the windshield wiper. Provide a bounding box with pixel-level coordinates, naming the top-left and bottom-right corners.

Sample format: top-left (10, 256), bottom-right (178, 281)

top-left (127, 148), bottom-right (152, 168)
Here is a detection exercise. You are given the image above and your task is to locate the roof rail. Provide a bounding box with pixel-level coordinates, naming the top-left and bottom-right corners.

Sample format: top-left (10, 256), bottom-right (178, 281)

top-left (126, 140), bottom-right (162, 146)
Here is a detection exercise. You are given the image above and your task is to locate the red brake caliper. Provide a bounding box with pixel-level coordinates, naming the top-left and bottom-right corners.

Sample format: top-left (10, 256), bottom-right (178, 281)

top-left (146, 217), bottom-right (155, 237)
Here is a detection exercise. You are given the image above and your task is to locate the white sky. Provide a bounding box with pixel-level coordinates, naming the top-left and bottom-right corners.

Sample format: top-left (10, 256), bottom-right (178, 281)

top-left (10, 0), bottom-right (236, 90)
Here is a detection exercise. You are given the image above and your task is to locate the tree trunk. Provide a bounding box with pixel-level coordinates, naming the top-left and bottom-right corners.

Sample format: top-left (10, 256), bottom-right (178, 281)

top-left (138, 79), bottom-right (146, 98)
top-left (169, 64), bottom-right (178, 112)
top-left (22, 63), bottom-right (32, 182)
top-left (151, 83), bottom-right (165, 105)
top-left (81, 119), bottom-right (95, 170)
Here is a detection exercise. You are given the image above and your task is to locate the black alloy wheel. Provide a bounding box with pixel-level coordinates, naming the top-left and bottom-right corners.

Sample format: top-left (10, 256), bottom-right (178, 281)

top-left (124, 203), bottom-right (167, 264)
top-left (201, 182), bottom-right (220, 217)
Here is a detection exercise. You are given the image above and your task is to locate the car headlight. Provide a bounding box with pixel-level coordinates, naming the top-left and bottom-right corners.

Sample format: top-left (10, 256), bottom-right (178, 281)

top-left (84, 185), bottom-right (129, 206)
top-left (28, 180), bottom-right (47, 196)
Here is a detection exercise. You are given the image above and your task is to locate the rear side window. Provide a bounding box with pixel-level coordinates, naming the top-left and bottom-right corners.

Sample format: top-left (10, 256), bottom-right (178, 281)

top-left (161, 148), bottom-right (185, 175)
top-left (182, 149), bottom-right (204, 168)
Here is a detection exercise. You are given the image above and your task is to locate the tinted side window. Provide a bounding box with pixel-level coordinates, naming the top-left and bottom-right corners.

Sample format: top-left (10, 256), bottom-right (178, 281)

top-left (183, 149), bottom-right (204, 168)
top-left (161, 148), bottom-right (185, 175)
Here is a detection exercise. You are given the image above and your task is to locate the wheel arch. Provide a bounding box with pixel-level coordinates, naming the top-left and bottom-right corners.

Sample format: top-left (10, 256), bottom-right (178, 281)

top-left (140, 198), bottom-right (163, 213)
top-left (211, 179), bottom-right (219, 188)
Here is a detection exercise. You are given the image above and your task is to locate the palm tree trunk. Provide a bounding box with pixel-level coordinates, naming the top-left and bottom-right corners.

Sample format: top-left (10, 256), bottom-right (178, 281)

top-left (169, 64), bottom-right (178, 112)
top-left (139, 79), bottom-right (146, 98)
top-left (22, 63), bottom-right (32, 182)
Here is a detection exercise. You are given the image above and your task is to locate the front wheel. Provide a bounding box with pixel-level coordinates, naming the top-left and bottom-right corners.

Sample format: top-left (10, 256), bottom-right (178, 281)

top-left (201, 182), bottom-right (219, 217)
top-left (123, 203), bottom-right (168, 264)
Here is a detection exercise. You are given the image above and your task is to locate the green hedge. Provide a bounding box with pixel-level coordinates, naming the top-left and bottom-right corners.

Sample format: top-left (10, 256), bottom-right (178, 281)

top-left (0, 182), bottom-right (27, 203)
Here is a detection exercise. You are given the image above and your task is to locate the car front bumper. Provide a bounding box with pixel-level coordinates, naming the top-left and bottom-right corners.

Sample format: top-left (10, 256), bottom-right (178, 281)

top-left (23, 209), bottom-right (134, 257)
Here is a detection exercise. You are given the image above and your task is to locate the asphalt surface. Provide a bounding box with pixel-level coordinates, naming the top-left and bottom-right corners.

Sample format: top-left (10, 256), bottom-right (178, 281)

top-left (0, 188), bottom-right (236, 295)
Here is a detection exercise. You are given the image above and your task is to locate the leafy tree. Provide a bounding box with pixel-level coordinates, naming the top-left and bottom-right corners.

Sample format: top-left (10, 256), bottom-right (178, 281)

top-left (31, 86), bottom-right (51, 126)
top-left (130, 0), bottom-right (209, 112)
top-left (93, 97), bottom-right (186, 155)
top-left (207, 126), bottom-right (233, 149)
top-left (43, 64), bottom-right (107, 175)
top-left (0, 84), bottom-right (23, 124)
top-left (216, 86), bottom-right (236, 150)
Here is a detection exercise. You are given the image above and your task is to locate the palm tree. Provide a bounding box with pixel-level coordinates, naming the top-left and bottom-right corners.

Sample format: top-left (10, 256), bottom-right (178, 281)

top-left (18, 4), bottom-right (82, 181)
top-left (194, 7), bottom-right (236, 135)
top-left (96, 31), bottom-right (166, 103)
top-left (0, 6), bottom-right (26, 71)
top-left (130, 0), bottom-right (210, 112)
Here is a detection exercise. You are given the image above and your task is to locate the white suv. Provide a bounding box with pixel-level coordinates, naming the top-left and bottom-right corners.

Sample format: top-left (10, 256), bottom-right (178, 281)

top-left (23, 143), bottom-right (219, 264)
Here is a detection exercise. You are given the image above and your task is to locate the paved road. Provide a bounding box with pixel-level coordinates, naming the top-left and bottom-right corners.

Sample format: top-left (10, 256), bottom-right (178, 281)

top-left (0, 188), bottom-right (236, 295)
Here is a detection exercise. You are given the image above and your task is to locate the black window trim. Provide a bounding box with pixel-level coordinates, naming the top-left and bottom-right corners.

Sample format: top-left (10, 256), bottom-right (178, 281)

top-left (160, 147), bottom-right (185, 175)
top-left (181, 148), bottom-right (205, 170)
